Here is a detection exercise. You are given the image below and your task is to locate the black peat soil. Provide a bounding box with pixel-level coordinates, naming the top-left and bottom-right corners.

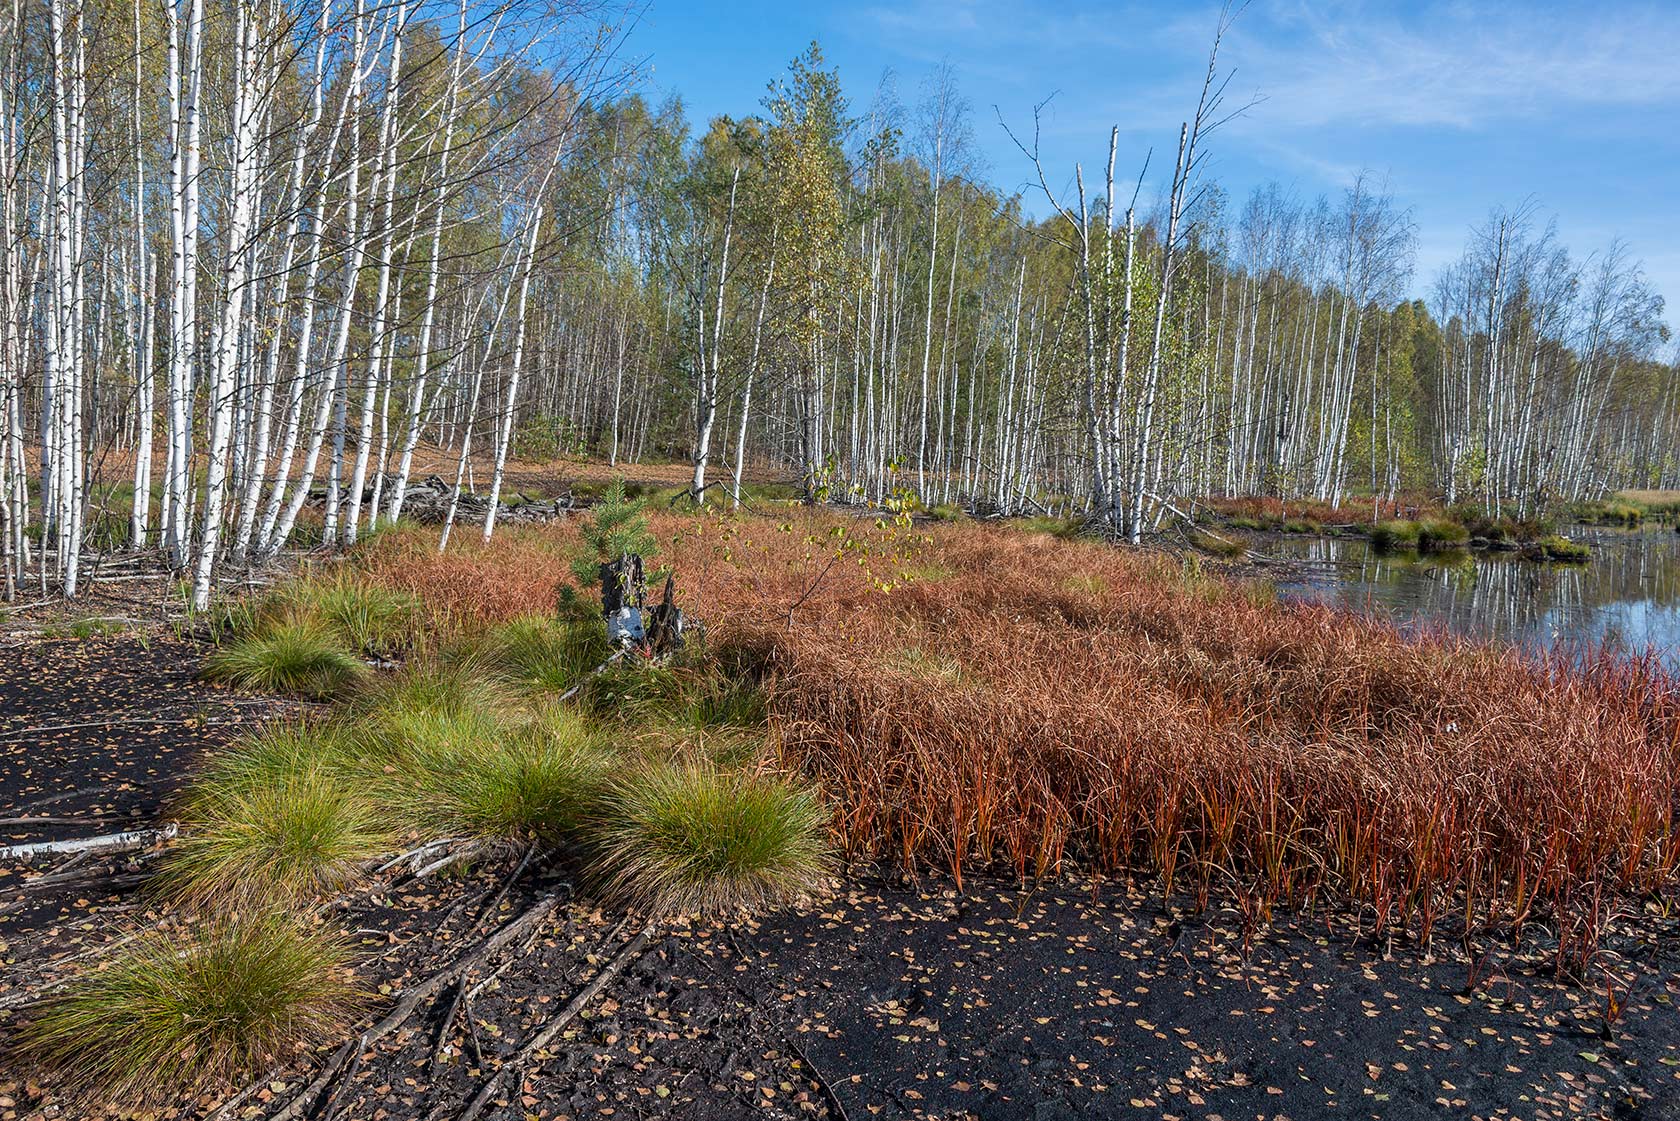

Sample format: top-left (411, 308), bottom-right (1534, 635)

top-left (2, 632), bottom-right (1678, 1121)
top-left (0, 630), bottom-right (294, 840)
top-left (1, 631), bottom-right (297, 967)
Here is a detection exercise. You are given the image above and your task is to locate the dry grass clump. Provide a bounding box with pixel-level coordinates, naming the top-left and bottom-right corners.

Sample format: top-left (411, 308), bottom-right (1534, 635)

top-left (160, 725), bottom-right (389, 906)
top-left (344, 507), bottom-right (1680, 952)
top-left (21, 919), bottom-right (359, 1110)
top-left (202, 617), bottom-right (369, 699)
top-left (590, 759), bottom-right (833, 917)
top-left (353, 522), bottom-right (584, 630)
top-left (666, 514), bottom-right (1677, 950)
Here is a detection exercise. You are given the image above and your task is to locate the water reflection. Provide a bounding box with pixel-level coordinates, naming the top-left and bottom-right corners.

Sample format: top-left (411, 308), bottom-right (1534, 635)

top-left (1264, 527), bottom-right (1680, 666)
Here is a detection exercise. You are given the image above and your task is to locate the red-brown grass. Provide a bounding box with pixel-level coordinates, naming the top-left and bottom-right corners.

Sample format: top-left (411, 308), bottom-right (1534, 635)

top-left (350, 511), bottom-right (1680, 955)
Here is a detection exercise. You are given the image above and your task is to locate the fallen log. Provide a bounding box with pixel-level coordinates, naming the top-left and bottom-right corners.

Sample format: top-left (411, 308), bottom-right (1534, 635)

top-left (0, 823), bottom-right (177, 862)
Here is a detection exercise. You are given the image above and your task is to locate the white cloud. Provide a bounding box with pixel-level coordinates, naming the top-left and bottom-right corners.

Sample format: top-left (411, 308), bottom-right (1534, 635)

top-left (863, 1), bottom-right (1680, 131)
top-left (854, 0), bottom-right (1678, 306)
top-left (1231, 1), bottom-right (1680, 130)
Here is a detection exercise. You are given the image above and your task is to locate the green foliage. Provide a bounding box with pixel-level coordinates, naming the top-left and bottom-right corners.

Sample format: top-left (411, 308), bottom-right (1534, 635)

top-left (590, 760), bottom-right (833, 916)
top-left (23, 919), bottom-right (358, 1110)
top-left (483, 614), bottom-right (612, 696)
top-left (263, 572), bottom-right (419, 658)
top-left (1416, 518), bottom-right (1471, 553)
top-left (513, 411), bottom-right (585, 461)
top-left (161, 727), bottom-right (389, 906)
top-left (763, 42), bottom-right (856, 355)
top-left (202, 619), bottom-right (368, 699)
top-left (569, 477), bottom-right (659, 586)
top-left (358, 706), bottom-right (610, 842)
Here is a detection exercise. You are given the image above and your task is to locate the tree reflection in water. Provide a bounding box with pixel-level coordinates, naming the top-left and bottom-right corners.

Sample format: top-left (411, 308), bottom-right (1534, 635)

top-left (1268, 526), bottom-right (1680, 667)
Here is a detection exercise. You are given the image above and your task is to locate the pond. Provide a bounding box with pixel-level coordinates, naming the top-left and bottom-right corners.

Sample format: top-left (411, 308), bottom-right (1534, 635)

top-left (1259, 525), bottom-right (1680, 667)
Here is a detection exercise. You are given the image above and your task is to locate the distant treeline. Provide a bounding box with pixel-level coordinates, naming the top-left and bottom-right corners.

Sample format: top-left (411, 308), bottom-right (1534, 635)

top-left (1, 2), bottom-right (1673, 598)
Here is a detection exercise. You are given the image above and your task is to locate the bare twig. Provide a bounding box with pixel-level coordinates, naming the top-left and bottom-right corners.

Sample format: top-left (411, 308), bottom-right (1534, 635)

top-left (410, 839), bottom-right (491, 881)
top-left (266, 891), bottom-right (564, 1121)
top-left (204, 1065), bottom-right (285, 1121)
top-left (556, 647), bottom-right (626, 702)
top-left (376, 836), bottom-right (460, 875)
top-left (453, 919), bottom-right (656, 1121)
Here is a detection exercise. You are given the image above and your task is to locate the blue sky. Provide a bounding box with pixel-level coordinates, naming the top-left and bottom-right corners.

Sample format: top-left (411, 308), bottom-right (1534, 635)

top-left (617, 1), bottom-right (1679, 320)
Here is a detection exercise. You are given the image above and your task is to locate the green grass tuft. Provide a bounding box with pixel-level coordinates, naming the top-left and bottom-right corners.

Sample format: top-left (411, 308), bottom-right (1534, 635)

top-left (264, 572), bottom-right (418, 658)
top-left (580, 660), bottom-right (767, 735)
top-left (1577, 499), bottom-right (1644, 527)
top-left (202, 619), bottom-right (368, 699)
top-left (1536, 534), bottom-right (1592, 563)
top-left (1416, 518), bottom-right (1471, 553)
top-left (361, 706), bottom-right (610, 842)
top-left (160, 726), bottom-right (389, 906)
top-left (352, 658), bottom-right (515, 723)
top-left (483, 614), bottom-right (612, 697)
top-left (888, 645), bottom-right (967, 683)
top-left (921, 501), bottom-right (968, 522)
top-left (893, 560), bottom-right (957, 584)
top-left (590, 761), bottom-right (833, 917)
top-left (22, 919), bottom-right (359, 1110)
top-left (1370, 520), bottom-right (1421, 553)
top-left (1014, 515), bottom-right (1087, 540)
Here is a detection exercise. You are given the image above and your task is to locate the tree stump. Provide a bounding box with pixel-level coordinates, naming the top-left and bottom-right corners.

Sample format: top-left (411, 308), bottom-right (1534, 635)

top-left (601, 553), bottom-right (647, 647)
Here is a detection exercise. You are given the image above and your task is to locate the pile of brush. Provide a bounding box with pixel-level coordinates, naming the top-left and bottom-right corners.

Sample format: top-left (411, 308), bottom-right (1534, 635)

top-left (309, 475), bottom-right (573, 525)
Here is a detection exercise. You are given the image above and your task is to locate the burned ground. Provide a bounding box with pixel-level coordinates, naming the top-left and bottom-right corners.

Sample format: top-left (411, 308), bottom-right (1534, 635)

top-left (2, 631), bottom-right (1678, 1121)
top-left (0, 631), bottom-right (286, 843)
